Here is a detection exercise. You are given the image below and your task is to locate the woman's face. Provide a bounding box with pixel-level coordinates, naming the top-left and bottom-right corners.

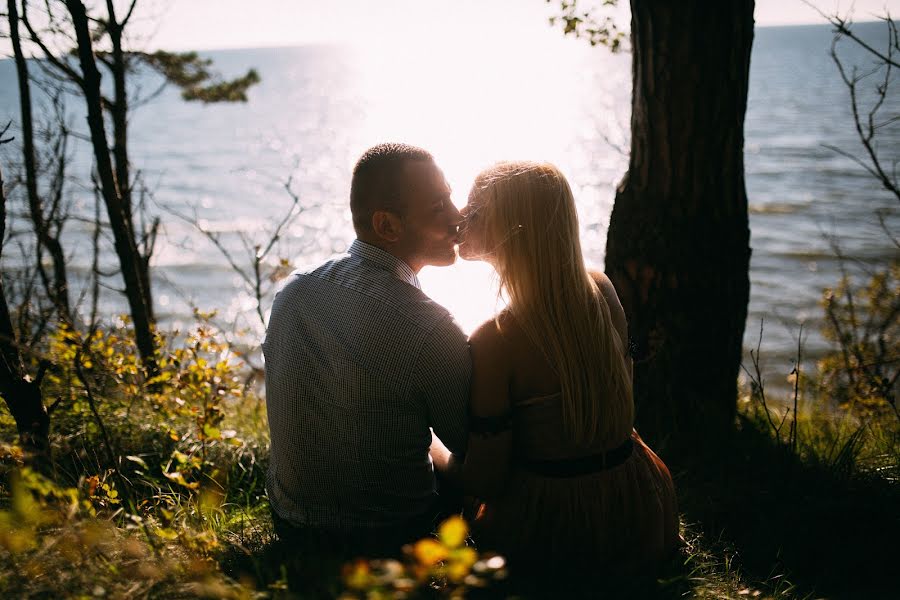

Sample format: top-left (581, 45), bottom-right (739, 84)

top-left (458, 189), bottom-right (491, 262)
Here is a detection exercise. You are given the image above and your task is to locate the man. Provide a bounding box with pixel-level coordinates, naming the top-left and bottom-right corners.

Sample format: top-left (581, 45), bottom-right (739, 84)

top-left (264, 143), bottom-right (470, 554)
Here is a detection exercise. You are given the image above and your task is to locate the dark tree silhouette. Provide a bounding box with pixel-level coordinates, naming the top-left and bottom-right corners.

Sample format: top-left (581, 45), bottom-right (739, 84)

top-left (61, 0), bottom-right (158, 369)
top-left (0, 122), bottom-right (51, 466)
top-left (7, 0), bottom-right (71, 324)
top-left (605, 0), bottom-right (754, 441)
top-left (551, 0), bottom-right (755, 441)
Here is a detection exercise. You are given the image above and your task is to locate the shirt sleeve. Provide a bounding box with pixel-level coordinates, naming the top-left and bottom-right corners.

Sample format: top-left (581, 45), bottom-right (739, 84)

top-left (411, 314), bottom-right (471, 454)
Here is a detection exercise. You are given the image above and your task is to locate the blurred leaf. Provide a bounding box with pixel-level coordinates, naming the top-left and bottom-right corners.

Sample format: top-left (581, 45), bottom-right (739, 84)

top-left (413, 538), bottom-right (448, 567)
top-left (438, 515), bottom-right (467, 548)
top-left (202, 423), bottom-right (221, 440)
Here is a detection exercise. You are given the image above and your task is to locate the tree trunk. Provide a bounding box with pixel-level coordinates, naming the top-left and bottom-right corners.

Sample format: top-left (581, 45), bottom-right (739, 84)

top-left (104, 2), bottom-right (133, 230)
top-left (105, 1), bottom-right (155, 322)
top-left (65, 0), bottom-right (157, 369)
top-left (605, 0), bottom-right (754, 442)
top-left (0, 154), bottom-right (50, 464)
top-left (8, 0), bottom-right (71, 323)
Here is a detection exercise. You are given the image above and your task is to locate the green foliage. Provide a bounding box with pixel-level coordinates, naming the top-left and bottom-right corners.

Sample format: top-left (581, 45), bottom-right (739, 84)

top-left (182, 69), bottom-right (262, 103)
top-left (819, 258), bottom-right (900, 421)
top-left (1, 315), bottom-right (270, 596)
top-left (0, 460), bottom-right (259, 598)
top-left (547, 0), bottom-right (626, 51)
top-left (141, 51), bottom-right (261, 103)
top-left (740, 256), bottom-right (899, 481)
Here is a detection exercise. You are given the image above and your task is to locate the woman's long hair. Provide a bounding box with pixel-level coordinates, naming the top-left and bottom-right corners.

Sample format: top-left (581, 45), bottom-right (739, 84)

top-left (471, 161), bottom-right (633, 446)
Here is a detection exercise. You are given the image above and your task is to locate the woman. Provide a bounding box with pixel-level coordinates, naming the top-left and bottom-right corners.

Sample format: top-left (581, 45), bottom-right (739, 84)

top-left (432, 161), bottom-right (679, 578)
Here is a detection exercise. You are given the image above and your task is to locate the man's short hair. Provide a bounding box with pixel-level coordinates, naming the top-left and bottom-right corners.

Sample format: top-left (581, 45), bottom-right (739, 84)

top-left (350, 143), bottom-right (433, 235)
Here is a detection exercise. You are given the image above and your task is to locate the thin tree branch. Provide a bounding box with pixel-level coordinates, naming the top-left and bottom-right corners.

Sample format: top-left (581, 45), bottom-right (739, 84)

top-left (803, 1), bottom-right (900, 68)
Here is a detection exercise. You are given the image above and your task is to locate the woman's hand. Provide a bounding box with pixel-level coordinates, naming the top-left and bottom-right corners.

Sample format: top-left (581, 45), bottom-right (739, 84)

top-left (430, 429), bottom-right (465, 488)
top-left (429, 429), bottom-right (453, 472)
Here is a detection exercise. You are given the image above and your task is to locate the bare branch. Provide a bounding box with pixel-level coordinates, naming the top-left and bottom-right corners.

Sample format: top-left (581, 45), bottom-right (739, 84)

top-left (120, 0), bottom-right (138, 28)
top-left (0, 121), bottom-right (12, 144)
top-left (803, 1), bottom-right (900, 68)
top-left (21, 0), bottom-right (86, 90)
top-left (876, 211), bottom-right (900, 249)
top-left (828, 32), bottom-right (900, 202)
top-left (740, 319), bottom-right (786, 444)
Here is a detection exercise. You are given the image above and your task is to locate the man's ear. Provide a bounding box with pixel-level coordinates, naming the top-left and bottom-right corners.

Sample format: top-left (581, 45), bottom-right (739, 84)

top-left (371, 210), bottom-right (404, 243)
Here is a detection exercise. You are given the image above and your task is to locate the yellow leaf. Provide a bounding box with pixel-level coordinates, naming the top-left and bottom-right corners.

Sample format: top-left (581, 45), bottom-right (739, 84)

top-left (446, 559), bottom-right (470, 583)
top-left (412, 538), bottom-right (448, 566)
top-left (437, 515), bottom-right (468, 548)
top-left (154, 527), bottom-right (179, 540)
top-left (202, 424), bottom-right (221, 440)
top-left (452, 546), bottom-right (477, 569)
top-left (342, 559), bottom-right (371, 590)
top-left (163, 471), bottom-right (199, 490)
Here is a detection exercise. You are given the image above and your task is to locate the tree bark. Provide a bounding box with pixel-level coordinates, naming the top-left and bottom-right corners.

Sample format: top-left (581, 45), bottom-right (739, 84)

top-left (65, 0), bottom-right (157, 369)
top-left (605, 0), bottom-right (754, 442)
top-left (8, 0), bottom-right (71, 323)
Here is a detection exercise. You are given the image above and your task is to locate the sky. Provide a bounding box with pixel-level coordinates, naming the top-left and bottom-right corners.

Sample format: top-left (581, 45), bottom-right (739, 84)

top-left (141, 0), bottom-right (895, 51)
top-left (2, 0), bottom-right (895, 54)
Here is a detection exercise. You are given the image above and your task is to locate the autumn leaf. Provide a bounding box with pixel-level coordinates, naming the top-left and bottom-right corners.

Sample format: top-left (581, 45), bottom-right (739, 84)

top-left (85, 475), bottom-right (100, 497)
top-left (437, 515), bottom-right (468, 548)
top-left (412, 538), bottom-right (448, 566)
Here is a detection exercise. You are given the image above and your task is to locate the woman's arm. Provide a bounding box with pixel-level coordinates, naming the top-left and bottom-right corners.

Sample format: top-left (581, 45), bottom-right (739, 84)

top-left (463, 321), bottom-right (513, 498)
top-left (430, 320), bottom-right (514, 498)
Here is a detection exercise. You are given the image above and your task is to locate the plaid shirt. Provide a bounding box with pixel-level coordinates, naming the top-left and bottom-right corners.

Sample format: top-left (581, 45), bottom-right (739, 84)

top-left (263, 239), bottom-right (471, 530)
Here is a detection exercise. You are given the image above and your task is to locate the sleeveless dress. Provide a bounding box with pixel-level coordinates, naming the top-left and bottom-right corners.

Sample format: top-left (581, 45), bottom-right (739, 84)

top-left (471, 392), bottom-right (679, 576)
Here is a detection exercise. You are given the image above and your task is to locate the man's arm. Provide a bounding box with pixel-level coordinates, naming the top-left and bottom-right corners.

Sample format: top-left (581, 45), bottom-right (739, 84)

top-left (413, 315), bottom-right (471, 455)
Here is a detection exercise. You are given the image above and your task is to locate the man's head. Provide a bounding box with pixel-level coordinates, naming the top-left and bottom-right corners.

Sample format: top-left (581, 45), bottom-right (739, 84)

top-left (350, 143), bottom-right (461, 272)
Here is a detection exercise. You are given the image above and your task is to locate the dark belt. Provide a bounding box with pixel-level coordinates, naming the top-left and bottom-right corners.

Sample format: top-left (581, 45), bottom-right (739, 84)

top-left (518, 437), bottom-right (634, 478)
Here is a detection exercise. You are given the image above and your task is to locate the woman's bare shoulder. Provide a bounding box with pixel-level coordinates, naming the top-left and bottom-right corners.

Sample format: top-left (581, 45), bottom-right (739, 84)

top-left (588, 270), bottom-right (628, 341)
top-left (588, 269), bottom-right (615, 293)
top-left (470, 312), bottom-right (509, 346)
top-left (588, 270), bottom-right (623, 304)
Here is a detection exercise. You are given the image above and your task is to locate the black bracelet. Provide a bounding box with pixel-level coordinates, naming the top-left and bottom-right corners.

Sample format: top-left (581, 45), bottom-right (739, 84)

top-left (469, 412), bottom-right (513, 435)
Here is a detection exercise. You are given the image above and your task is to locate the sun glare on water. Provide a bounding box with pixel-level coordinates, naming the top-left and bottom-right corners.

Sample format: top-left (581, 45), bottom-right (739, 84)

top-left (344, 19), bottom-right (626, 332)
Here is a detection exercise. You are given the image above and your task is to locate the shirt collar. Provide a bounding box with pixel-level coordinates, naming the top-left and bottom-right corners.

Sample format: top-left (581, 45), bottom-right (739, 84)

top-left (348, 239), bottom-right (421, 290)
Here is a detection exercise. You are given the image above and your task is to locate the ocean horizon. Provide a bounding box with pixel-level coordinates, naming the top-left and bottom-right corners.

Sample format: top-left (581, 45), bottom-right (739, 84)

top-left (1, 20), bottom-right (897, 392)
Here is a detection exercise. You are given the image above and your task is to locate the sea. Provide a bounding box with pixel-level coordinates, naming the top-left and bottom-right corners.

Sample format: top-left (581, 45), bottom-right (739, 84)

top-left (1, 21), bottom-right (898, 393)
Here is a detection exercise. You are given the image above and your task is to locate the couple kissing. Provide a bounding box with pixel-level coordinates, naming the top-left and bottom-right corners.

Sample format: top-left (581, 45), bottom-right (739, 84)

top-left (263, 142), bottom-right (679, 583)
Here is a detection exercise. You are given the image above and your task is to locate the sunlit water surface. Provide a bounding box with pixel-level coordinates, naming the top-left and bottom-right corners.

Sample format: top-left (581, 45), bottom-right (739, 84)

top-left (0, 23), bottom-right (897, 390)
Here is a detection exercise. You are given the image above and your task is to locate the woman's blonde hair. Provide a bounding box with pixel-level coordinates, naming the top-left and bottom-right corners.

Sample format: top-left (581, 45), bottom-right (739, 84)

top-left (470, 161), bottom-right (633, 446)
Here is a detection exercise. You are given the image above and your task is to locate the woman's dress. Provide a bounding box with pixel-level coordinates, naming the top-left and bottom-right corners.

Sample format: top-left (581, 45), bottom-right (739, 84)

top-left (472, 392), bottom-right (679, 576)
